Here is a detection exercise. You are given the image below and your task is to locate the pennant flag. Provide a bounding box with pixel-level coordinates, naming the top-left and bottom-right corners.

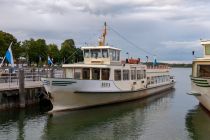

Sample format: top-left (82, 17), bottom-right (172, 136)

top-left (153, 56), bottom-right (157, 66)
top-left (146, 56), bottom-right (149, 63)
top-left (192, 51), bottom-right (195, 56)
top-left (48, 56), bottom-right (53, 65)
top-left (5, 42), bottom-right (14, 67)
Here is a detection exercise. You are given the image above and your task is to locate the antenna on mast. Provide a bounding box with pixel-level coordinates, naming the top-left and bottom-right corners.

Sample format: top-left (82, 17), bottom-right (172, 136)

top-left (98, 22), bottom-right (107, 46)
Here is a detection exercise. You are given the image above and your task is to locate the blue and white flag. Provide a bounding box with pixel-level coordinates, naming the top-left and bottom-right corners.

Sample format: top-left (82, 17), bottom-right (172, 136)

top-left (153, 56), bottom-right (157, 66)
top-left (48, 56), bottom-right (53, 65)
top-left (5, 42), bottom-right (14, 67)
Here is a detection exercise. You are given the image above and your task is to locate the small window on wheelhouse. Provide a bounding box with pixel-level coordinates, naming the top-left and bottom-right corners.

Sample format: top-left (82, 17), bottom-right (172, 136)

top-left (92, 68), bottom-right (100, 80)
top-left (114, 69), bottom-right (121, 81)
top-left (91, 49), bottom-right (101, 58)
top-left (205, 45), bottom-right (210, 55)
top-left (84, 50), bottom-right (90, 58)
top-left (82, 68), bottom-right (90, 80)
top-left (102, 49), bottom-right (108, 58)
top-left (102, 68), bottom-right (110, 80)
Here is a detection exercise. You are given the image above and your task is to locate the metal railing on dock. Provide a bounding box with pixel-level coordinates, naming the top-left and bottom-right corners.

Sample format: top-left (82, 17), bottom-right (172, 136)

top-left (0, 67), bottom-right (63, 91)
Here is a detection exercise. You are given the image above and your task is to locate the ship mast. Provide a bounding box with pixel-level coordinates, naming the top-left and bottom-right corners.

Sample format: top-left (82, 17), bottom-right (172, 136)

top-left (98, 22), bottom-right (107, 46)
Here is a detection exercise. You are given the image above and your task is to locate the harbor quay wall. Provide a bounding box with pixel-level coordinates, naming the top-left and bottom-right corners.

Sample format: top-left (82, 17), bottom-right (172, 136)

top-left (0, 87), bottom-right (43, 110)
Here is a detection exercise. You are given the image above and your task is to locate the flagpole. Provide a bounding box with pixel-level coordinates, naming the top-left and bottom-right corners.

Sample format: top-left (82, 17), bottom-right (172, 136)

top-left (0, 56), bottom-right (5, 67)
top-left (0, 42), bottom-right (13, 67)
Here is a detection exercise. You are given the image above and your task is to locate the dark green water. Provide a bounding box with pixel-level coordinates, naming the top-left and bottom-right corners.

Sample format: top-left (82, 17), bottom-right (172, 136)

top-left (0, 68), bottom-right (210, 140)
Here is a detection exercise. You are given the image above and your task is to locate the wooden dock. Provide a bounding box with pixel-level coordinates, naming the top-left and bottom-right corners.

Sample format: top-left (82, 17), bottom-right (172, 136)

top-left (0, 81), bottom-right (42, 91)
top-left (0, 69), bottom-right (47, 110)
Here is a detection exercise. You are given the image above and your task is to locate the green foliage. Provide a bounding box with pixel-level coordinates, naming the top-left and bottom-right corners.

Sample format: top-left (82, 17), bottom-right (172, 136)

top-left (0, 30), bottom-right (84, 66)
top-left (75, 48), bottom-right (84, 62)
top-left (48, 44), bottom-right (60, 64)
top-left (22, 38), bottom-right (48, 66)
top-left (60, 39), bottom-right (76, 64)
top-left (0, 31), bottom-right (21, 62)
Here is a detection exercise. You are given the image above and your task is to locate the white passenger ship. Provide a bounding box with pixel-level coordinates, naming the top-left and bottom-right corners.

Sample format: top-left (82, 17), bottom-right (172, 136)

top-left (190, 40), bottom-right (210, 111)
top-left (41, 23), bottom-right (175, 112)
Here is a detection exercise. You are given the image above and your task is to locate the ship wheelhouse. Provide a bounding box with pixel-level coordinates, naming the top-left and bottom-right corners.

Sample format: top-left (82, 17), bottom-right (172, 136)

top-left (62, 46), bottom-right (122, 81)
top-left (192, 40), bottom-right (210, 78)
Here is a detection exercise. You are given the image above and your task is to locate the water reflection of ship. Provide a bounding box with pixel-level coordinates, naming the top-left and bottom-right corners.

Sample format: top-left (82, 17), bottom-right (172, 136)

top-left (43, 90), bottom-right (175, 139)
top-left (185, 105), bottom-right (210, 140)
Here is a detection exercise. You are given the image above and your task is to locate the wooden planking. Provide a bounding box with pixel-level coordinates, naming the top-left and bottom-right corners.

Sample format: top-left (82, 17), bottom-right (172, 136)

top-left (0, 81), bottom-right (42, 91)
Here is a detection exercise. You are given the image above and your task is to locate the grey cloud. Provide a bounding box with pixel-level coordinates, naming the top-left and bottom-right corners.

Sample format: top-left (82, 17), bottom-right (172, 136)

top-left (1, 0), bottom-right (210, 61)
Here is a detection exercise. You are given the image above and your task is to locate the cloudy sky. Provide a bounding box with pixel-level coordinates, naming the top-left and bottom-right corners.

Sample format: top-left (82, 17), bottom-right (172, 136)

top-left (1, 0), bottom-right (210, 62)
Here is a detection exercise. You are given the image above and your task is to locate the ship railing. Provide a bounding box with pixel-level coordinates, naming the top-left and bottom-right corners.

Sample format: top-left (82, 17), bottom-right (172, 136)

top-left (146, 65), bottom-right (169, 69)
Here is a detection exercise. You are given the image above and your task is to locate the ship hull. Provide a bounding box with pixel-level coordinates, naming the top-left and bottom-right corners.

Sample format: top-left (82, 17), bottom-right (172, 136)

top-left (42, 78), bottom-right (175, 112)
top-left (191, 77), bottom-right (210, 112)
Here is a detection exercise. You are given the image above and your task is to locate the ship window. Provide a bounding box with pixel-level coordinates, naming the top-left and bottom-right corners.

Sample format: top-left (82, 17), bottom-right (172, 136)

top-left (91, 49), bottom-right (101, 59)
top-left (137, 70), bottom-right (141, 80)
top-left (102, 68), bottom-right (110, 80)
top-left (123, 70), bottom-right (129, 80)
top-left (109, 49), bottom-right (113, 60)
top-left (82, 68), bottom-right (90, 80)
top-left (92, 68), bottom-right (100, 80)
top-left (102, 49), bottom-right (108, 58)
top-left (116, 51), bottom-right (120, 61)
top-left (205, 45), bottom-right (210, 55)
top-left (131, 70), bottom-right (136, 80)
top-left (110, 49), bottom-right (116, 61)
top-left (84, 50), bottom-right (90, 58)
top-left (114, 69), bottom-right (121, 81)
top-left (74, 68), bottom-right (81, 79)
top-left (65, 68), bottom-right (73, 78)
top-left (144, 70), bottom-right (146, 78)
top-left (197, 65), bottom-right (210, 77)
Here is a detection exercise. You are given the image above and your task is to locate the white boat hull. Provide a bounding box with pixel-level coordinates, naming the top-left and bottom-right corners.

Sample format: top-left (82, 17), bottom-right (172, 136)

top-left (191, 77), bottom-right (210, 111)
top-left (42, 78), bottom-right (175, 112)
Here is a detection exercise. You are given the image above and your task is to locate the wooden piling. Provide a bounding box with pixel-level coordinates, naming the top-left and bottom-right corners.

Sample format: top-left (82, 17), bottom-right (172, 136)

top-left (19, 69), bottom-right (25, 108)
top-left (50, 68), bottom-right (54, 78)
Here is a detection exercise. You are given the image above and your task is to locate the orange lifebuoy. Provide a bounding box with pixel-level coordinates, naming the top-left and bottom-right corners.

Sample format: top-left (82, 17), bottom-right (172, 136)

top-left (128, 58), bottom-right (140, 64)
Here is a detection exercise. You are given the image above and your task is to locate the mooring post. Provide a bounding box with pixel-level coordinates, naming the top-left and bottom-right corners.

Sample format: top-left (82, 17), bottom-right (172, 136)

top-left (19, 69), bottom-right (25, 108)
top-left (50, 67), bottom-right (54, 78)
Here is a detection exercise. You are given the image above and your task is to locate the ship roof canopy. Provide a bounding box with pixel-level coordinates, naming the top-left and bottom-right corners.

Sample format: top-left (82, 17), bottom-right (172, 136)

top-left (81, 46), bottom-right (121, 51)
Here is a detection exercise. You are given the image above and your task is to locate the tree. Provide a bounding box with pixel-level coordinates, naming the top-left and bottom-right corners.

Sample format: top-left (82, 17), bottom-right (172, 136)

top-left (0, 31), bottom-right (21, 64)
top-left (21, 38), bottom-right (48, 66)
top-left (75, 48), bottom-right (84, 62)
top-left (48, 44), bottom-right (60, 64)
top-left (60, 39), bottom-right (76, 64)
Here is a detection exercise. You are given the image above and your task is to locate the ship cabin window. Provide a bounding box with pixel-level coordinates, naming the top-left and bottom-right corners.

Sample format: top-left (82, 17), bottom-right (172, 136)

top-left (102, 68), bottom-right (110, 80)
top-left (123, 70), bottom-right (129, 80)
top-left (150, 77), bottom-right (154, 84)
top-left (205, 45), bottom-right (210, 55)
top-left (74, 68), bottom-right (81, 79)
top-left (84, 49), bottom-right (90, 58)
top-left (110, 49), bottom-right (120, 61)
top-left (82, 68), bottom-right (90, 80)
top-left (65, 68), bottom-right (73, 78)
top-left (131, 70), bottom-right (136, 80)
top-left (102, 49), bottom-right (109, 58)
top-left (137, 70), bottom-right (141, 80)
top-left (91, 49), bottom-right (102, 59)
top-left (197, 65), bottom-right (210, 77)
top-left (116, 51), bottom-right (120, 61)
top-left (114, 69), bottom-right (121, 81)
top-left (92, 68), bottom-right (100, 80)
top-left (144, 70), bottom-right (146, 78)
